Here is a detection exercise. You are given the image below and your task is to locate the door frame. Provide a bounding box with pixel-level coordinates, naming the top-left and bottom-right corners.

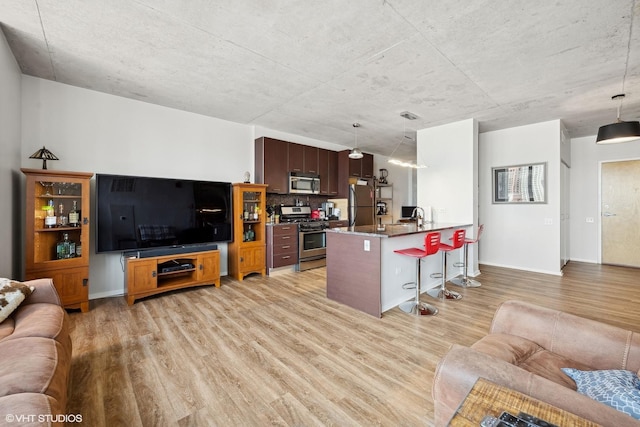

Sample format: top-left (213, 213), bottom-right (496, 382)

top-left (598, 156), bottom-right (640, 264)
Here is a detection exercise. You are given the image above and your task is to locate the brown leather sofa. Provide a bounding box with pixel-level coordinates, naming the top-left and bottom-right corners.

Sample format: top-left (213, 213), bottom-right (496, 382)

top-left (433, 300), bottom-right (640, 426)
top-left (0, 278), bottom-right (72, 427)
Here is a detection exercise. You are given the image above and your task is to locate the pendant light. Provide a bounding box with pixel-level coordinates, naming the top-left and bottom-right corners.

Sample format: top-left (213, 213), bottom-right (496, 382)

top-left (348, 123), bottom-right (364, 159)
top-left (596, 94), bottom-right (640, 144)
top-left (387, 113), bottom-right (427, 168)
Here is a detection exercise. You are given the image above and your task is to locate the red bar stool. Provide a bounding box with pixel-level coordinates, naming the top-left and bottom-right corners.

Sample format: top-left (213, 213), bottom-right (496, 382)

top-left (426, 229), bottom-right (464, 300)
top-left (451, 224), bottom-right (484, 288)
top-left (393, 232), bottom-right (441, 316)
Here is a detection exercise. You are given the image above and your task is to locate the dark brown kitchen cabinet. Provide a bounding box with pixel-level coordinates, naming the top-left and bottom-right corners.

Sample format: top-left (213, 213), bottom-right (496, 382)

top-left (255, 137), bottom-right (288, 194)
top-left (290, 143), bottom-right (319, 174)
top-left (327, 150), bottom-right (339, 196)
top-left (304, 146), bottom-right (319, 174)
top-left (318, 148), bottom-right (339, 196)
top-left (361, 153), bottom-right (374, 178)
top-left (318, 149), bottom-right (329, 194)
top-left (267, 224), bottom-right (299, 273)
top-left (288, 143), bottom-right (304, 172)
top-left (338, 150), bottom-right (375, 179)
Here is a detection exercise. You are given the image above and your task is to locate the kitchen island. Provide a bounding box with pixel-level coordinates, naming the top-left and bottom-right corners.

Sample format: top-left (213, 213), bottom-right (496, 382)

top-left (326, 222), bottom-right (472, 317)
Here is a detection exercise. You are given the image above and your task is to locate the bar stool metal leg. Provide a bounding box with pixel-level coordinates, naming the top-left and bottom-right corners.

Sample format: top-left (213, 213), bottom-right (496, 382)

top-left (399, 257), bottom-right (438, 316)
top-left (450, 242), bottom-right (481, 288)
top-left (427, 251), bottom-right (463, 300)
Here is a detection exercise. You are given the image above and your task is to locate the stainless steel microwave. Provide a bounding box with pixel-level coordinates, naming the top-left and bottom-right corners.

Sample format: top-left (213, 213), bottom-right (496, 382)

top-left (289, 172), bottom-right (320, 194)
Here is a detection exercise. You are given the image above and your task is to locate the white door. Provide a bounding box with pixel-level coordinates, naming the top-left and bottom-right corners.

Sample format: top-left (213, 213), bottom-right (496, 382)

top-left (601, 159), bottom-right (640, 268)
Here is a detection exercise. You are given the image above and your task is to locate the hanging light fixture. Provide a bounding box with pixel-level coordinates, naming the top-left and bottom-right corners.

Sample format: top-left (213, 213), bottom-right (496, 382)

top-left (596, 94), bottom-right (640, 144)
top-left (387, 113), bottom-right (427, 168)
top-left (348, 123), bottom-right (364, 159)
top-left (29, 146), bottom-right (59, 169)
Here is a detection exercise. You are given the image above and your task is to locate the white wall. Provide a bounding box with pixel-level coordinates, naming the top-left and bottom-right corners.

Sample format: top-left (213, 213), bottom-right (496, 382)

top-left (0, 31), bottom-right (22, 278)
top-left (21, 77), bottom-right (255, 298)
top-left (416, 119), bottom-right (479, 276)
top-left (569, 135), bottom-right (640, 263)
top-left (479, 120), bottom-right (562, 275)
top-left (416, 118), bottom-right (478, 224)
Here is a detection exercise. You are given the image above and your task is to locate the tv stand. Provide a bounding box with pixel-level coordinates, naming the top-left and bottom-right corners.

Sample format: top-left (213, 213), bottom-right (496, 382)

top-left (125, 249), bottom-right (220, 305)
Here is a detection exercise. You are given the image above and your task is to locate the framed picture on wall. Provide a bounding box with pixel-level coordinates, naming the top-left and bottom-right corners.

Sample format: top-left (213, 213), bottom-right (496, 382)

top-left (492, 162), bottom-right (547, 204)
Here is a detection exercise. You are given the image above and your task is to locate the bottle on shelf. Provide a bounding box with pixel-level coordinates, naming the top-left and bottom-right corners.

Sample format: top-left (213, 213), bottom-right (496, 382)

top-left (68, 200), bottom-right (80, 227)
top-left (247, 225), bottom-right (255, 241)
top-left (58, 202), bottom-right (68, 227)
top-left (44, 200), bottom-right (57, 228)
top-left (56, 233), bottom-right (76, 259)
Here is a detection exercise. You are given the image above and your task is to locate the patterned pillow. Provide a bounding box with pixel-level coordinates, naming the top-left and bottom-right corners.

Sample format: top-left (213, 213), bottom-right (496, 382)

top-left (0, 278), bottom-right (35, 323)
top-left (562, 368), bottom-right (640, 420)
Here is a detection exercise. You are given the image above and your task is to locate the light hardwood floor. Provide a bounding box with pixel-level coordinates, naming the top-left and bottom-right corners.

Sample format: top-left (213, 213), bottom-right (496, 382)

top-left (66, 262), bottom-right (640, 426)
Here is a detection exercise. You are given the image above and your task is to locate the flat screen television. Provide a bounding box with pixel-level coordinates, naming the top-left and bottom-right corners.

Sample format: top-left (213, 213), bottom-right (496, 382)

top-left (96, 174), bottom-right (233, 253)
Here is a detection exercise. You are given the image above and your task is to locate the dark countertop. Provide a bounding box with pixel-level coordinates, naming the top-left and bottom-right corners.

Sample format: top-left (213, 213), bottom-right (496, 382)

top-left (326, 222), bottom-right (472, 238)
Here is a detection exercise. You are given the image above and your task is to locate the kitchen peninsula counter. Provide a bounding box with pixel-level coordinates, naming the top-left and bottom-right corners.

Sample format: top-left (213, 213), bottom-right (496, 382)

top-left (325, 222), bottom-right (472, 317)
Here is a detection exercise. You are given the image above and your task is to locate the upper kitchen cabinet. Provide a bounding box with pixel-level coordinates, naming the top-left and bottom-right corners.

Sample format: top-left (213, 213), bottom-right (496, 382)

top-left (338, 150), bottom-right (374, 179)
top-left (289, 143), bottom-right (319, 174)
top-left (361, 153), bottom-right (374, 178)
top-left (304, 146), bottom-right (319, 174)
top-left (318, 149), bottom-right (339, 196)
top-left (255, 137), bottom-right (288, 194)
top-left (288, 142), bottom-right (304, 172)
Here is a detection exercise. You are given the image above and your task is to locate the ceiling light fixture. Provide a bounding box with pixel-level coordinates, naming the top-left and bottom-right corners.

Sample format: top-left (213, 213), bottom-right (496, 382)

top-left (596, 94), bottom-right (640, 144)
top-left (349, 123), bottom-right (364, 159)
top-left (387, 114), bottom-right (427, 169)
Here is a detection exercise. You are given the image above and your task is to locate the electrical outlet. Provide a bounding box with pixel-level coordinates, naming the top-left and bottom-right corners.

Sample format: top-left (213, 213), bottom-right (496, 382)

top-left (544, 218), bottom-right (553, 225)
top-left (586, 217), bottom-right (595, 223)
top-left (395, 267), bottom-right (401, 275)
top-left (364, 240), bottom-right (370, 251)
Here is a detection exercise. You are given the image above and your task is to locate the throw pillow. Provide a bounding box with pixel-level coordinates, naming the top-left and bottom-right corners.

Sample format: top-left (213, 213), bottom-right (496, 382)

top-left (562, 368), bottom-right (640, 420)
top-left (0, 278), bottom-right (35, 323)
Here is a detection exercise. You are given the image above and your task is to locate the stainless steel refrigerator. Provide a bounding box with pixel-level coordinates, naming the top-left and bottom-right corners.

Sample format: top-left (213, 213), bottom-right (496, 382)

top-left (349, 183), bottom-right (375, 226)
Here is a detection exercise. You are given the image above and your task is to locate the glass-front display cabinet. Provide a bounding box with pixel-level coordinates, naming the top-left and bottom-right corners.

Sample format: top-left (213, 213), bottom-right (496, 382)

top-left (228, 183), bottom-right (268, 281)
top-left (21, 168), bottom-right (93, 312)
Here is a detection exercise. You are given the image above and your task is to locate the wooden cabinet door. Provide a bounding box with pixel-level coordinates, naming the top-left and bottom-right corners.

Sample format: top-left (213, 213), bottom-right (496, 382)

top-left (349, 157), bottom-right (362, 177)
top-left (262, 138), bottom-right (289, 194)
top-left (240, 246), bottom-right (265, 272)
top-left (303, 146), bottom-right (319, 174)
top-left (47, 266), bottom-right (89, 306)
top-left (288, 143), bottom-right (304, 173)
top-left (127, 259), bottom-right (157, 293)
top-left (198, 252), bottom-right (220, 283)
top-left (318, 149), bottom-right (329, 194)
top-left (362, 153), bottom-right (374, 178)
top-left (327, 150), bottom-right (339, 197)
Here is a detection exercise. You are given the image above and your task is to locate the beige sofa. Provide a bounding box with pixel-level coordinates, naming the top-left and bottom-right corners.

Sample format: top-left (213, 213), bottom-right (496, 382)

top-left (433, 300), bottom-right (640, 426)
top-left (0, 278), bottom-right (72, 427)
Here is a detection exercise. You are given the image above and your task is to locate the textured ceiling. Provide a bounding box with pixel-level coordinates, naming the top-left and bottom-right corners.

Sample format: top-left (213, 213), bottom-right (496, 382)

top-left (1, 0), bottom-right (639, 160)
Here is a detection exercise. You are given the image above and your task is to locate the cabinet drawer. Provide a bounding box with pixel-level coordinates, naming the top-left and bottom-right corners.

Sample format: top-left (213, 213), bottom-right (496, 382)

top-left (272, 224), bottom-right (298, 236)
top-left (272, 252), bottom-right (298, 267)
top-left (272, 242), bottom-right (298, 255)
top-left (329, 220), bottom-right (349, 228)
top-left (272, 234), bottom-right (297, 246)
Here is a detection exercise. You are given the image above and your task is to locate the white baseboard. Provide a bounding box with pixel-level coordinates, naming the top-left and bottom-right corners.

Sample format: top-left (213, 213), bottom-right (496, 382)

top-left (479, 261), bottom-right (563, 277)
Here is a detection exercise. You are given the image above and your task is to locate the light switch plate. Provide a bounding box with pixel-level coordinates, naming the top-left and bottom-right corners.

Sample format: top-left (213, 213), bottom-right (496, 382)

top-left (364, 240), bottom-right (370, 251)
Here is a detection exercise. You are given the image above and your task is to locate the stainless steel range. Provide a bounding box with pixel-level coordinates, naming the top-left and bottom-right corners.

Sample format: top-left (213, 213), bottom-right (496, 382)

top-left (279, 206), bottom-right (328, 271)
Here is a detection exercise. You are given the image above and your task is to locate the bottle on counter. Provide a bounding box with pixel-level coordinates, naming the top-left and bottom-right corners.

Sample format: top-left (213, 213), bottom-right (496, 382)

top-left (68, 200), bottom-right (80, 227)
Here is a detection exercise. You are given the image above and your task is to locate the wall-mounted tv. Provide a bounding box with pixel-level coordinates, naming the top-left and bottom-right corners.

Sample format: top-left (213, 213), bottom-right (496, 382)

top-left (96, 174), bottom-right (233, 254)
